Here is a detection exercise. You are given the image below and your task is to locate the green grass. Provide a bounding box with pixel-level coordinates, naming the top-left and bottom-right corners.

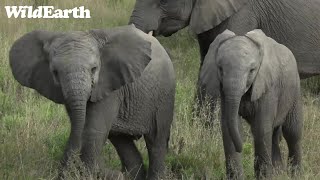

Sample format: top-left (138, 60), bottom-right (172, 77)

top-left (1, 0), bottom-right (320, 179)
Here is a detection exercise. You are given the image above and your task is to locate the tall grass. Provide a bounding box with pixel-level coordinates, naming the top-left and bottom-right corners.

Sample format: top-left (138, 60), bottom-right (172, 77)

top-left (1, 0), bottom-right (320, 179)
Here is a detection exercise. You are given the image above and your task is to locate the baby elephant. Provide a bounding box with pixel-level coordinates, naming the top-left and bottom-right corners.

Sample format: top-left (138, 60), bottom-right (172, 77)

top-left (200, 29), bottom-right (302, 179)
top-left (9, 25), bottom-right (175, 180)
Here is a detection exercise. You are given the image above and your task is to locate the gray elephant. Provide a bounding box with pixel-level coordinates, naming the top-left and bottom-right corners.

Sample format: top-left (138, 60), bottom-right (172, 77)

top-left (9, 25), bottom-right (176, 180)
top-left (200, 29), bottom-right (303, 179)
top-left (129, 0), bottom-right (320, 106)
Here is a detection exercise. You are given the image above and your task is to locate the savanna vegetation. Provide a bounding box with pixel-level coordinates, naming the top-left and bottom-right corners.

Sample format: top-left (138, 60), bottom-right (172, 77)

top-left (1, 0), bottom-right (320, 179)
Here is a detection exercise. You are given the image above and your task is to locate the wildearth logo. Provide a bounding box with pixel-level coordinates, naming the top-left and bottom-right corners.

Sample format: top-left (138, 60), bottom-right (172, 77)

top-left (5, 6), bottom-right (91, 18)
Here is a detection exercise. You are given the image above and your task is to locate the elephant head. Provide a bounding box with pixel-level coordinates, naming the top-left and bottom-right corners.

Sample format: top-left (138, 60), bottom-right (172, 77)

top-left (9, 25), bottom-right (151, 158)
top-left (200, 29), bottom-right (281, 152)
top-left (129, 0), bottom-right (247, 36)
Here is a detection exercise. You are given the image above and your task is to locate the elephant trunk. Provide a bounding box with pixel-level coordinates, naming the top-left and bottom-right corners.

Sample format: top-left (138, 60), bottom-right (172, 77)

top-left (129, 2), bottom-right (159, 34)
top-left (60, 70), bottom-right (92, 157)
top-left (223, 95), bottom-right (243, 153)
top-left (67, 100), bottom-right (87, 149)
top-left (129, 14), bottom-right (146, 33)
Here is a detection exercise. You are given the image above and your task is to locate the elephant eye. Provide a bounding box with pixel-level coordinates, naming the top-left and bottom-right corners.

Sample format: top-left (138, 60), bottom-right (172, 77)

top-left (250, 68), bottom-right (255, 73)
top-left (91, 67), bottom-right (97, 75)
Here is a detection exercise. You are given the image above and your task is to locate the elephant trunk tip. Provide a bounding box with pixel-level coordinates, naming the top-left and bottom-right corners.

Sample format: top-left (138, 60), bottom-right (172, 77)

top-left (228, 122), bottom-right (243, 153)
top-left (234, 138), bottom-right (243, 153)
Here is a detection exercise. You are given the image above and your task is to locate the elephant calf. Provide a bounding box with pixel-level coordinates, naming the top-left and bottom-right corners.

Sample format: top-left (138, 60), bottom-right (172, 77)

top-left (9, 25), bottom-right (175, 180)
top-left (200, 29), bottom-right (303, 179)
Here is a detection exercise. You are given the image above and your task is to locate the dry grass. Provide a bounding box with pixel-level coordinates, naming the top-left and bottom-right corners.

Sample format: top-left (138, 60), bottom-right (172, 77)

top-left (1, 0), bottom-right (320, 179)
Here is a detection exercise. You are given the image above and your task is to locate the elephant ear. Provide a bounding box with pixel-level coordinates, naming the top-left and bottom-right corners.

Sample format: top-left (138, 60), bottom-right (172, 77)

top-left (200, 30), bottom-right (236, 99)
top-left (89, 25), bottom-right (152, 102)
top-left (245, 29), bottom-right (280, 101)
top-left (190, 0), bottom-right (248, 34)
top-left (9, 30), bottom-right (65, 104)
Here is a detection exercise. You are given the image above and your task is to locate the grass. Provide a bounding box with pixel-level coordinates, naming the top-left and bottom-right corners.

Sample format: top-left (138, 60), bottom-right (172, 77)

top-left (1, 0), bottom-right (320, 179)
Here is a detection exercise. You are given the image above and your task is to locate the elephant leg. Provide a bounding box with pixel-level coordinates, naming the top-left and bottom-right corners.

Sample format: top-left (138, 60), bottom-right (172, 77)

top-left (144, 134), bottom-right (168, 180)
top-left (80, 96), bottom-right (120, 177)
top-left (283, 103), bottom-right (302, 175)
top-left (272, 126), bottom-right (283, 169)
top-left (252, 120), bottom-right (273, 179)
top-left (252, 129), bottom-right (273, 179)
top-left (109, 135), bottom-right (146, 180)
top-left (221, 116), bottom-right (244, 180)
top-left (251, 96), bottom-right (278, 179)
top-left (145, 100), bottom-right (173, 180)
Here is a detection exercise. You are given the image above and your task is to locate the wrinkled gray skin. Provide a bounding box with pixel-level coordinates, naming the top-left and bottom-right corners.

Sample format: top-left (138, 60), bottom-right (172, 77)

top-left (9, 25), bottom-right (175, 180)
top-left (200, 29), bottom-right (303, 179)
top-left (130, 0), bottom-right (320, 106)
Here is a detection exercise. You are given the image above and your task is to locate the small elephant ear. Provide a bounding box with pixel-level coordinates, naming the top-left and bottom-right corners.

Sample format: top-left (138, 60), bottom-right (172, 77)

top-left (245, 29), bottom-right (280, 101)
top-left (89, 25), bottom-right (152, 102)
top-left (200, 30), bottom-right (236, 99)
top-left (9, 30), bottom-right (65, 104)
top-left (190, 0), bottom-right (248, 34)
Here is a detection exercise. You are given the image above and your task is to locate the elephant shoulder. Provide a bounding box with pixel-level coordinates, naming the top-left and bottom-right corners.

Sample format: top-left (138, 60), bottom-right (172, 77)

top-left (275, 43), bottom-right (297, 69)
top-left (272, 42), bottom-right (300, 84)
top-left (265, 37), bottom-right (297, 69)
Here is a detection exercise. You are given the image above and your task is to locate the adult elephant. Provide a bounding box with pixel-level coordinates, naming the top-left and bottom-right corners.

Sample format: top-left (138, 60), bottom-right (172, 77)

top-left (9, 25), bottom-right (175, 180)
top-left (129, 0), bottom-right (320, 104)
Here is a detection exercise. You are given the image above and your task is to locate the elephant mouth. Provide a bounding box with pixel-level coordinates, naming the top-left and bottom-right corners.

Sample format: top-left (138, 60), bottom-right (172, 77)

top-left (157, 21), bottom-right (186, 37)
top-left (156, 29), bottom-right (178, 37)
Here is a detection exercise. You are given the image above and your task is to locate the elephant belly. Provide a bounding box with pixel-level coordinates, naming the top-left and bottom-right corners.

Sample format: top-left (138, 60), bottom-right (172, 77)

top-left (110, 78), bottom-right (171, 137)
top-left (110, 114), bottom-right (152, 138)
top-left (111, 99), bottom-right (155, 137)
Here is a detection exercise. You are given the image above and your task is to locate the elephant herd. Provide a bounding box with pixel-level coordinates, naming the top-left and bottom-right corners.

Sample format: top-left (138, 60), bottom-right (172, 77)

top-left (8, 0), bottom-right (320, 179)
